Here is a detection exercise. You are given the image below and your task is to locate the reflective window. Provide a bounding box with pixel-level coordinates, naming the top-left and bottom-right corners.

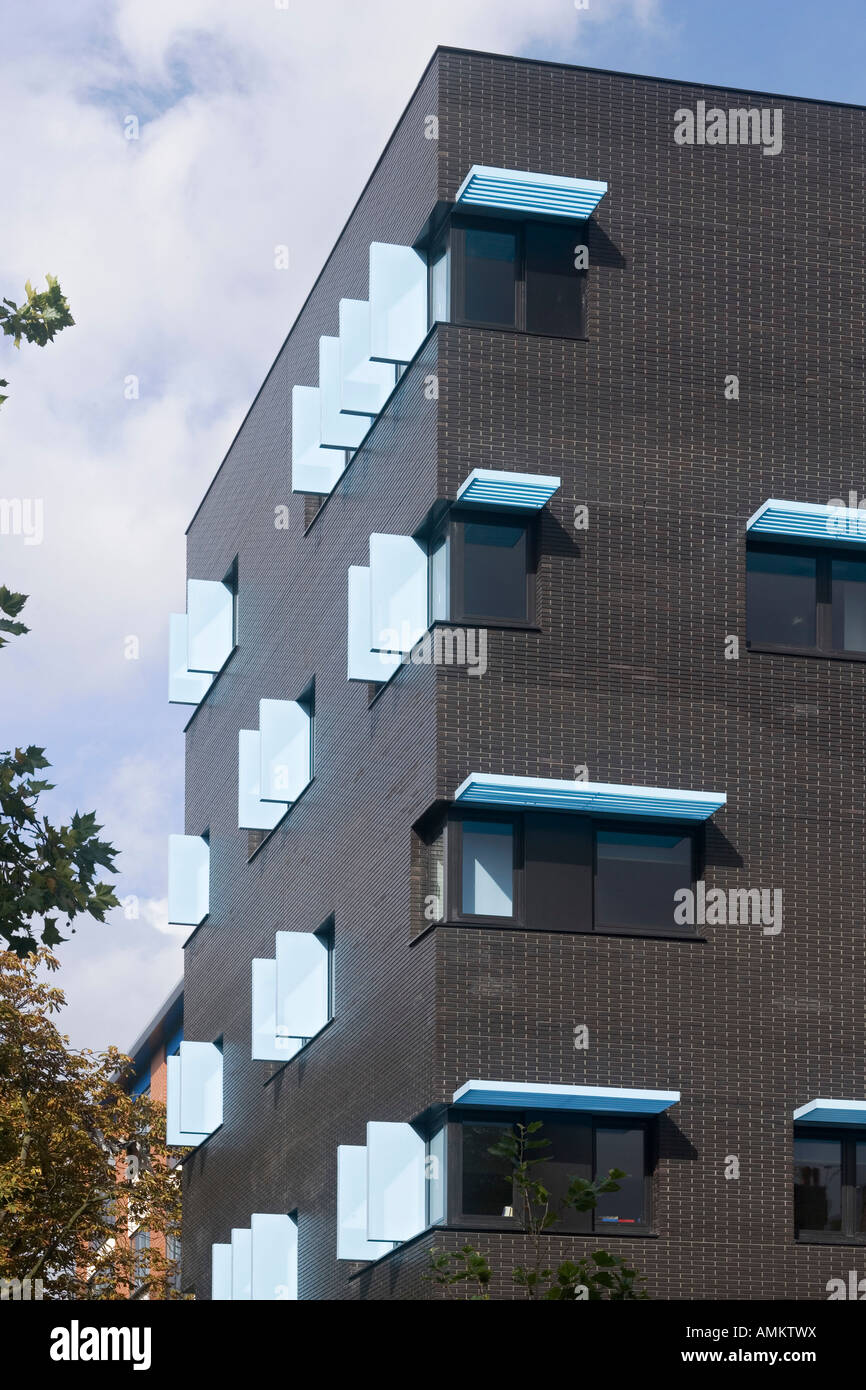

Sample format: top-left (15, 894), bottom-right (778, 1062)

top-left (462, 821), bottom-right (514, 917)
top-left (595, 1126), bottom-right (646, 1228)
top-left (831, 557), bottom-right (866, 654)
top-left (461, 520), bottom-right (528, 622)
top-left (596, 829), bottom-right (693, 933)
top-left (525, 222), bottom-right (584, 336)
top-left (461, 1121), bottom-right (515, 1217)
top-left (747, 549), bottom-right (817, 648)
top-left (794, 1136), bottom-right (842, 1233)
top-left (463, 228), bottom-right (518, 326)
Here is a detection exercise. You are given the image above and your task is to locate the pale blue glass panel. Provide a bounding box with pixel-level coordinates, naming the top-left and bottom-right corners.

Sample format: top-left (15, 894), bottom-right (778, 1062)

top-left (179, 1040), bottom-right (222, 1136)
top-left (429, 248), bottom-right (450, 325)
top-left (369, 243), bottom-right (428, 364)
top-left (429, 534), bottom-right (450, 622)
top-left (336, 1146), bottom-right (394, 1260)
top-left (366, 1121), bottom-right (426, 1243)
top-left (275, 931), bottom-right (330, 1040)
top-left (167, 834), bottom-right (209, 926)
top-left (319, 336), bottom-right (369, 450)
top-left (462, 821), bottom-right (513, 917)
top-left (165, 1054), bottom-right (207, 1146)
top-left (186, 579), bottom-right (233, 674)
top-left (369, 533), bottom-right (428, 653)
top-left (230, 1228), bottom-right (251, 1301)
top-left (168, 614), bottom-right (212, 705)
top-left (338, 299), bottom-right (395, 416)
top-left (251, 1213), bottom-right (298, 1301)
top-left (252, 958), bottom-right (303, 1063)
top-left (347, 567), bottom-right (401, 682)
top-left (291, 385), bottom-right (345, 494)
top-left (211, 1244), bottom-right (232, 1300)
top-left (259, 699), bottom-right (311, 804)
top-left (427, 1126), bottom-right (446, 1226)
top-left (238, 730), bottom-right (286, 831)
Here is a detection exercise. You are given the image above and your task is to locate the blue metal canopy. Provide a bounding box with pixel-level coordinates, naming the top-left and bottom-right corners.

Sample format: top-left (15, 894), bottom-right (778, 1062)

top-left (455, 468), bottom-right (561, 511)
top-left (454, 773), bottom-right (726, 821)
top-left (452, 1081), bottom-right (680, 1115)
top-left (793, 1099), bottom-right (866, 1126)
top-left (456, 166), bottom-right (608, 220)
top-left (747, 499), bottom-right (866, 545)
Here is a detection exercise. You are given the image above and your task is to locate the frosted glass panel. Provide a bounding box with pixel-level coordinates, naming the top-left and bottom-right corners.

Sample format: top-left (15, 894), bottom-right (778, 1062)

top-left (251, 958), bottom-right (303, 1063)
top-left (259, 699), bottom-right (311, 804)
top-left (462, 821), bottom-right (513, 916)
top-left (319, 336), bottom-right (369, 450)
top-left (166, 1054), bottom-right (207, 1146)
top-left (168, 613), bottom-right (212, 705)
top-left (275, 931), bottom-right (329, 1040)
top-left (251, 1213), bottom-right (298, 1301)
top-left (369, 533), bottom-right (428, 654)
top-left (211, 1244), bottom-right (232, 1300)
top-left (187, 579), bottom-right (233, 674)
top-left (337, 1146), bottom-right (394, 1260)
top-left (230, 1228), bottom-right (252, 1301)
top-left (167, 834), bottom-right (209, 927)
top-left (339, 298), bottom-right (395, 416)
top-left (292, 384), bottom-right (345, 494)
top-left (347, 567), bottom-right (401, 682)
top-left (369, 243), bottom-right (427, 364)
top-left (238, 730), bottom-right (286, 831)
top-left (179, 1041), bottom-right (223, 1136)
top-left (366, 1121), bottom-right (426, 1242)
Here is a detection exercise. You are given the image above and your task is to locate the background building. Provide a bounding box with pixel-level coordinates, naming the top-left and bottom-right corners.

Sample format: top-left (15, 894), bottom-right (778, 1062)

top-left (165, 47), bottom-right (866, 1299)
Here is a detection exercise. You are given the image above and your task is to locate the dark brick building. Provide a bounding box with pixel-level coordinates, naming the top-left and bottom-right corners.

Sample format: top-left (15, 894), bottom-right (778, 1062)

top-left (166, 48), bottom-right (866, 1300)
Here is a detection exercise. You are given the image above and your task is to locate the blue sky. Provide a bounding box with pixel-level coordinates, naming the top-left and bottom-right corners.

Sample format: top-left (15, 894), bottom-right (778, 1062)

top-left (1, 0), bottom-right (862, 1053)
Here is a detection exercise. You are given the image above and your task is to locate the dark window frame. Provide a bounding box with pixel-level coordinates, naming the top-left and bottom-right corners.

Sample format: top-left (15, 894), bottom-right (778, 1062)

top-left (447, 215), bottom-right (587, 342)
top-left (746, 540), bottom-right (866, 662)
top-left (447, 809), bottom-right (525, 927)
top-left (447, 1109), bottom-right (654, 1235)
top-left (592, 819), bottom-right (701, 940)
top-left (446, 809), bottom-right (700, 939)
top-left (794, 1125), bottom-right (866, 1245)
top-left (431, 510), bottom-right (538, 629)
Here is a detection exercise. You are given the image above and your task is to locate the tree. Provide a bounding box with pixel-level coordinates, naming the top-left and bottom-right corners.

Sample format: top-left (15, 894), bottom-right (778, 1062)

top-left (0, 587), bottom-right (119, 955)
top-left (428, 1121), bottom-right (649, 1300)
top-left (0, 275), bottom-right (74, 407)
top-left (0, 949), bottom-right (184, 1299)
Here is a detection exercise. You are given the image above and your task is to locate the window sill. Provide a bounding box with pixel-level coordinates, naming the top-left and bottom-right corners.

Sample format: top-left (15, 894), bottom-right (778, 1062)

top-left (747, 642), bottom-right (866, 665)
top-left (417, 917), bottom-right (705, 944)
top-left (262, 1018), bottom-right (334, 1084)
top-left (432, 617), bottom-right (541, 633)
top-left (448, 319), bottom-right (589, 346)
top-left (795, 1234), bottom-right (866, 1247)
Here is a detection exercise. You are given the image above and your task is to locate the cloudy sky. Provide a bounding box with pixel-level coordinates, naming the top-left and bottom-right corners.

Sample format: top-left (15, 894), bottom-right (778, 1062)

top-left (1, 0), bottom-right (862, 1054)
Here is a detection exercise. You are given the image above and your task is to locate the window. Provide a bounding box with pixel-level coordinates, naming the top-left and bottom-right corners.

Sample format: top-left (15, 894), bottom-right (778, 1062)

top-left (449, 1112), bottom-right (651, 1232)
top-left (447, 810), bottom-right (697, 937)
top-left (167, 1233), bottom-right (182, 1292)
top-left (595, 829), bottom-right (694, 934)
top-left (447, 217), bottom-right (585, 338)
top-left (430, 513), bottom-right (534, 627)
top-left (794, 1130), bottom-right (866, 1242)
top-left (132, 1227), bottom-right (150, 1290)
top-left (747, 543), bottom-right (866, 658)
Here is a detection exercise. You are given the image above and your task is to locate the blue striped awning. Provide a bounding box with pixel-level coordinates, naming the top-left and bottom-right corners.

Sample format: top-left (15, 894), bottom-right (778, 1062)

top-left (454, 773), bottom-right (726, 821)
top-left (793, 1099), bottom-right (866, 1127)
top-left (455, 469), bottom-right (560, 511)
top-left (747, 499), bottom-right (866, 545)
top-left (453, 1081), bottom-right (680, 1115)
top-left (455, 166), bottom-right (608, 220)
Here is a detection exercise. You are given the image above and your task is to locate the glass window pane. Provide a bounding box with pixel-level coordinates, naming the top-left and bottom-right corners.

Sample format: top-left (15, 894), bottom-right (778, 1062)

top-left (427, 1126), bottom-right (446, 1225)
top-left (462, 821), bottom-right (513, 917)
top-left (429, 533), bottom-right (450, 622)
top-left (596, 830), bottom-right (692, 932)
top-left (831, 557), bottom-right (866, 653)
top-left (856, 1142), bottom-right (866, 1234)
top-left (461, 1121), bottom-right (514, 1216)
top-left (595, 1126), bottom-right (646, 1227)
top-left (525, 222), bottom-right (584, 337)
top-left (461, 520), bottom-right (527, 621)
top-left (430, 248), bottom-right (450, 326)
top-left (463, 228), bottom-right (517, 326)
top-left (794, 1137), bottom-right (842, 1232)
top-left (747, 549), bottom-right (817, 648)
